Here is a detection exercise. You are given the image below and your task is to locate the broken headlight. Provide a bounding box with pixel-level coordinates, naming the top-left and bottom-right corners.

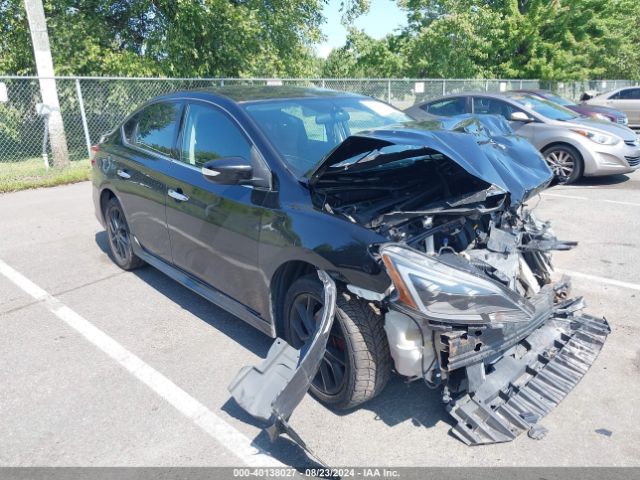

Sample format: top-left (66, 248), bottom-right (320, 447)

top-left (380, 244), bottom-right (534, 325)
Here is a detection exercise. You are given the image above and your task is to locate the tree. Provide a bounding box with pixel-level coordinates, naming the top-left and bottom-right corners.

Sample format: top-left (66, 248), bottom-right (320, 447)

top-left (0, 0), bottom-right (327, 77)
top-left (403, 5), bottom-right (508, 78)
top-left (322, 29), bottom-right (405, 77)
top-left (399, 0), bottom-right (640, 80)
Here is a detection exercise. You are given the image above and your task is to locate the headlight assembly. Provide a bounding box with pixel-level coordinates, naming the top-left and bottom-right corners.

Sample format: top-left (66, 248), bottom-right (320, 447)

top-left (380, 244), bottom-right (534, 325)
top-left (571, 128), bottom-right (620, 146)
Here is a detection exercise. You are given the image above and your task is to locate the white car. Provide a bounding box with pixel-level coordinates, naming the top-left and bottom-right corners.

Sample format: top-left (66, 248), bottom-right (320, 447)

top-left (586, 87), bottom-right (640, 129)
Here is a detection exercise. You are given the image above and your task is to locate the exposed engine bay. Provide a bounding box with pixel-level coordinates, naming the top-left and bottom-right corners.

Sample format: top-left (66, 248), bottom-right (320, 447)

top-left (311, 146), bottom-right (609, 445)
top-left (229, 120), bottom-right (610, 459)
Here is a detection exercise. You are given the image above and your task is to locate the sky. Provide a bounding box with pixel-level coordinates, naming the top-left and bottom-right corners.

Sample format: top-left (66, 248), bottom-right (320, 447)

top-left (316, 0), bottom-right (407, 58)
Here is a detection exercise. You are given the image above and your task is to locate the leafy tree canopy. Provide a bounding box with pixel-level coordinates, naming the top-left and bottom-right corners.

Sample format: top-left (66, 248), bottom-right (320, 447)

top-left (0, 0), bottom-right (327, 76)
top-left (1, 0), bottom-right (639, 80)
top-left (322, 0), bottom-right (640, 80)
top-left (322, 28), bottom-right (406, 77)
top-left (399, 0), bottom-right (640, 80)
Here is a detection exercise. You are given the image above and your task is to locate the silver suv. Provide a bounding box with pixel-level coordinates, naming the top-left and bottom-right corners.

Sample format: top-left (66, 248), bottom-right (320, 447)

top-left (406, 92), bottom-right (640, 183)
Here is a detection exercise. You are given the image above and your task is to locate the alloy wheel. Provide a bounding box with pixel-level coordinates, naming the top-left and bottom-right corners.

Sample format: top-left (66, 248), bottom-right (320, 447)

top-left (545, 149), bottom-right (576, 181)
top-left (107, 207), bottom-right (131, 262)
top-left (287, 293), bottom-right (347, 395)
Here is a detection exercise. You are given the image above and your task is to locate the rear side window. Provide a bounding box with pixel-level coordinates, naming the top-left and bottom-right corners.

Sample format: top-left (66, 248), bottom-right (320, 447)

top-left (180, 103), bottom-right (251, 167)
top-left (422, 98), bottom-right (467, 116)
top-left (123, 102), bottom-right (181, 157)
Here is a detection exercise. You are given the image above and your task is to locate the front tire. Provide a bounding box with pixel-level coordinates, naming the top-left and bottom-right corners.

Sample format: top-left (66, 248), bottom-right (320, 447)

top-left (542, 144), bottom-right (583, 184)
top-left (283, 274), bottom-right (392, 409)
top-left (104, 197), bottom-right (144, 271)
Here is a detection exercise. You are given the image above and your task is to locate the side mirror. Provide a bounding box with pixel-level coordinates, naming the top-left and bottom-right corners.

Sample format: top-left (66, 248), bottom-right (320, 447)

top-left (202, 157), bottom-right (253, 185)
top-left (510, 111), bottom-right (533, 123)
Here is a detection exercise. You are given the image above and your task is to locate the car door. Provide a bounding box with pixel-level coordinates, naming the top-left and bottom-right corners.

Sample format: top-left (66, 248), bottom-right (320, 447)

top-left (608, 88), bottom-right (640, 126)
top-left (110, 101), bottom-right (182, 261)
top-left (165, 101), bottom-right (267, 315)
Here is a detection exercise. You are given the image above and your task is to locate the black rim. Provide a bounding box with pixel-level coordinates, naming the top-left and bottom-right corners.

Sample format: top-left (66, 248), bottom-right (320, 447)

top-left (288, 293), bottom-right (347, 395)
top-left (107, 207), bottom-right (131, 262)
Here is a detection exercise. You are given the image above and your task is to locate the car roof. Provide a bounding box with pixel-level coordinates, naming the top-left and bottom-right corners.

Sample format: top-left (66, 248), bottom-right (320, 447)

top-left (610, 86), bottom-right (640, 94)
top-left (155, 85), bottom-right (362, 104)
top-left (510, 89), bottom-right (551, 95)
top-left (421, 91), bottom-right (528, 103)
top-left (594, 86), bottom-right (640, 98)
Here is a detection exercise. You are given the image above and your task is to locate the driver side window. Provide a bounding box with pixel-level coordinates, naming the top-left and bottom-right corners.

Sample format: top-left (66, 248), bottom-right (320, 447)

top-left (179, 103), bottom-right (251, 167)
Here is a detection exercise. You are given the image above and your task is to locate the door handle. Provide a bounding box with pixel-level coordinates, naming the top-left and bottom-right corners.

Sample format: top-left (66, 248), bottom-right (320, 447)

top-left (168, 189), bottom-right (189, 202)
top-left (116, 169), bottom-right (131, 179)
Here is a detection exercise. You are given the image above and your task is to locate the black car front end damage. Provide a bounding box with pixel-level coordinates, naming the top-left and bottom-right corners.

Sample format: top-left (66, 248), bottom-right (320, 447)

top-left (229, 115), bottom-right (609, 453)
top-left (378, 225), bottom-right (609, 445)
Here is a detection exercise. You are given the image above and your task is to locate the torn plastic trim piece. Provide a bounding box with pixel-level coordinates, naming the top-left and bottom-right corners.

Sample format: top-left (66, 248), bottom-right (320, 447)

top-left (228, 270), bottom-right (337, 463)
top-left (448, 307), bottom-right (610, 445)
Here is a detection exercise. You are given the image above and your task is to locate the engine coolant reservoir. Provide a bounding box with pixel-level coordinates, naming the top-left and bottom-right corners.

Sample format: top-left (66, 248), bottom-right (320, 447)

top-left (384, 310), bottom-right (435, 378)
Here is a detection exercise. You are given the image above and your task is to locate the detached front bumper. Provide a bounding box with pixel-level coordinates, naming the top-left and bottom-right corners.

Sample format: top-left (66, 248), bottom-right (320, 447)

top-left (445, 294), bottom-right (610, 445)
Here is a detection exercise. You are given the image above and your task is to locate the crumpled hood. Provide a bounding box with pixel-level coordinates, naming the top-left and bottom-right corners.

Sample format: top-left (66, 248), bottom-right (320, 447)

top-left (310, 114), bottom-right (553, 206)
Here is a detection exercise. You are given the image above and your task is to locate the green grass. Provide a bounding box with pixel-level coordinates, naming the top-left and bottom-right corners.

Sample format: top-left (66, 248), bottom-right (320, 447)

top-left (0, 158), bottom-right (91, 193)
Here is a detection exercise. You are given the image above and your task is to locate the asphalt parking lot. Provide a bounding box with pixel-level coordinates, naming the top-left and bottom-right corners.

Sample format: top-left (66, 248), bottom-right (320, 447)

top-left (1, 173), bottom-right (639, 468)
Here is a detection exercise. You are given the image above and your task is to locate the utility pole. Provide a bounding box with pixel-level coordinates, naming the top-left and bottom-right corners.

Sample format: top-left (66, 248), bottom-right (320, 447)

top-left (24, 0), bottom-right (69, 167)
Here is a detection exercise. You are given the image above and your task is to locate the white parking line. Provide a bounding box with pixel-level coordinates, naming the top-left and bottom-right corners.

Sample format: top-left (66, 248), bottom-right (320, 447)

top-left (557, 268), bottom-right (640, 292)
top-left (602, 199), bottom-right (640, 207)
top-left (542, 192), bottom-right (588, 201)
top-left (542, 192), bottom-right (640, 207)
top-left (0, 258), bottom-right (283, 468)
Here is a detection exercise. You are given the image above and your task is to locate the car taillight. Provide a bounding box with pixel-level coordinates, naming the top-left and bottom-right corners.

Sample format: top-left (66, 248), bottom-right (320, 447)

top-left (90, 145), bottom-right (100, 165)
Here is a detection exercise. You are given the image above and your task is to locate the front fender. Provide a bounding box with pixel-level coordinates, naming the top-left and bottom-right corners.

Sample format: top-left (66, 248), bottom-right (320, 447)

top-left (258, 205), bottom-right (392, 295)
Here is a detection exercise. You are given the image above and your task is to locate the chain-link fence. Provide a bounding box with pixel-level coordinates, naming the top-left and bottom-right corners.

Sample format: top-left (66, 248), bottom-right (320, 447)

top-left (1, 76), bottom-right (638, 167)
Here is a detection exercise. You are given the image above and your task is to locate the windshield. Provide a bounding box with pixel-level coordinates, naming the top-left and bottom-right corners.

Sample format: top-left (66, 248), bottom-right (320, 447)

top-left (542, 92), bottom-right (575, 107)
top-left (243, 97), bottom-right (410, 177)
top-left (509, 94), bottom-right (578, 121)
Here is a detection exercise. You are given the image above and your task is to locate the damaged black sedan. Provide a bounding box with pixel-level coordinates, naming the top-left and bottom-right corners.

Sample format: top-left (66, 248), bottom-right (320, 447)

top-left (92, 87), bottom-right (609, 453)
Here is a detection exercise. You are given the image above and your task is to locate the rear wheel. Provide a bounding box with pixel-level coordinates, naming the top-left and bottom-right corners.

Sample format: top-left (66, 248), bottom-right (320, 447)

top-left (283, 274), bottom-right (392, 409)
top-left (104, 197), bottom-right (144, 270)
top-left (542, 145), bottom-right (583, 184)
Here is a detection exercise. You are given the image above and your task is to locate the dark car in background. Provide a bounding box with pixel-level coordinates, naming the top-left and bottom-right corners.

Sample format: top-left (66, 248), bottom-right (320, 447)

top-left (512, 89), bottom-right (628, 125)
top-left (91, 87), bottom-right (608, 449)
